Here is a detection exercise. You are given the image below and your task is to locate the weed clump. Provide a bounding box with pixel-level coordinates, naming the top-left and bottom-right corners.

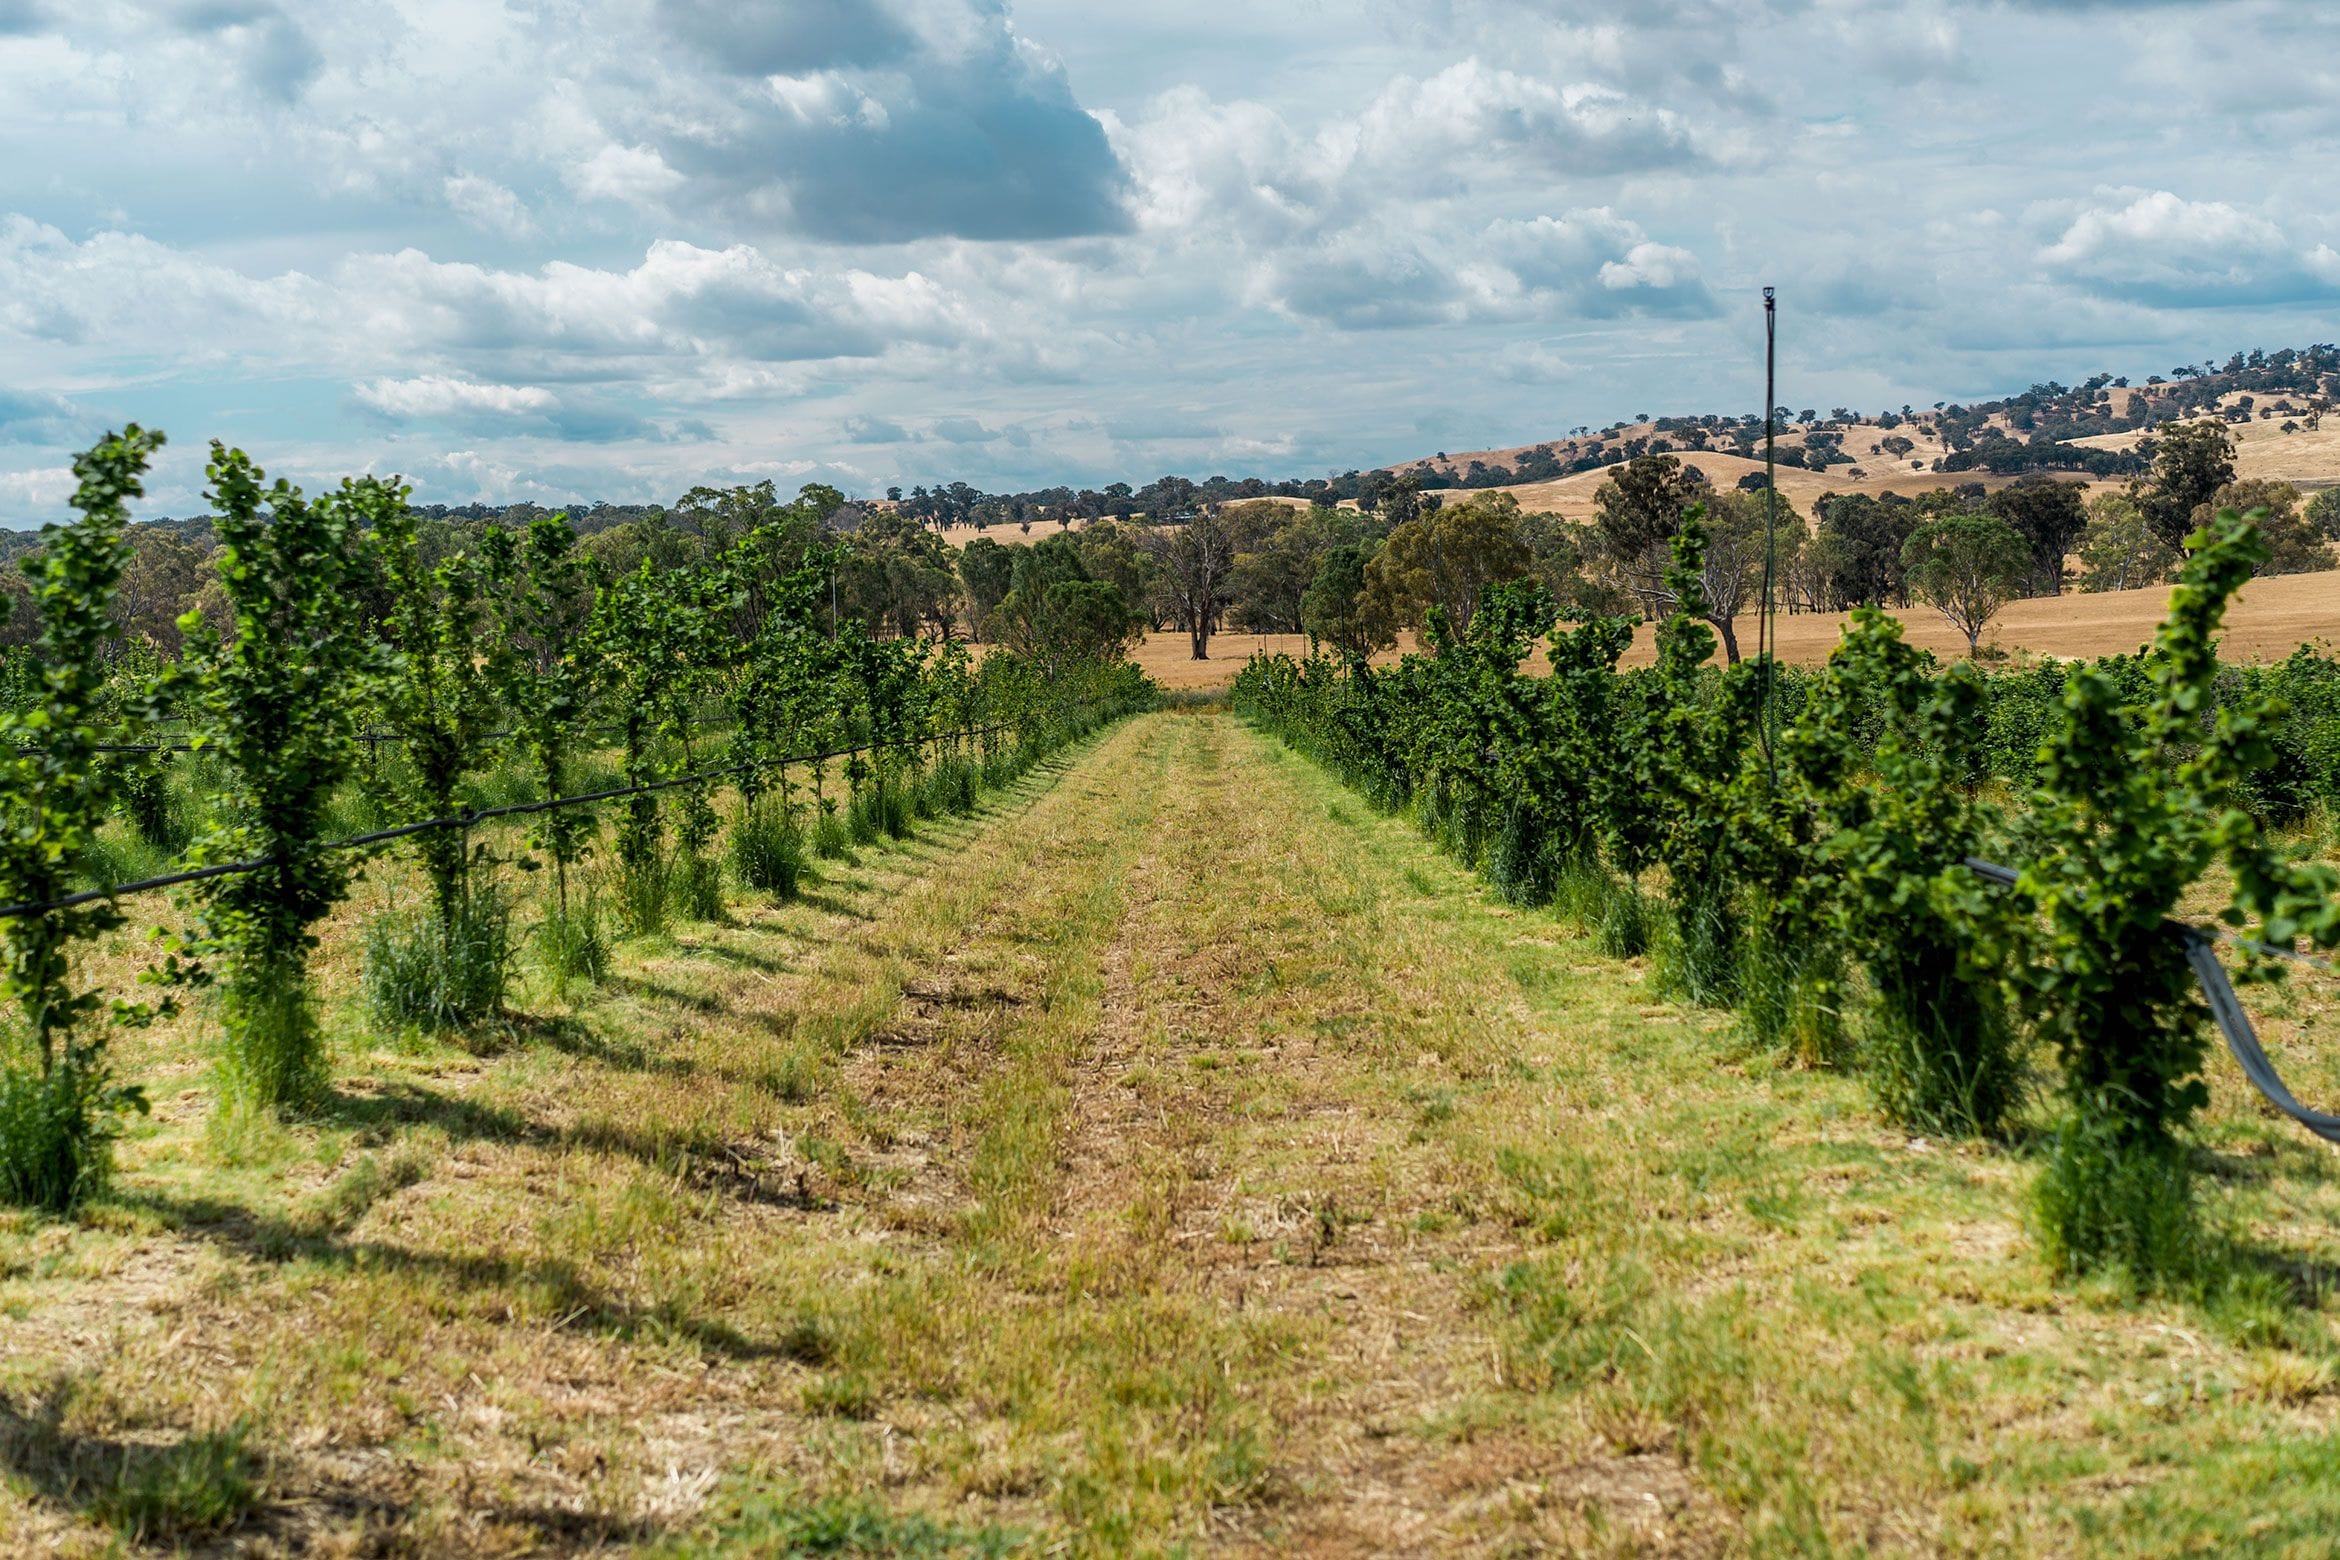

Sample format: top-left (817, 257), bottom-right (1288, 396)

top-left (362, 885), bottom-right (515, 1033)
top-left (537, 891), bottom-right (610, 990)
top-left (731, 794), bottom-right (807, 898)
top-left (0, 1036), bottom-right (144, 1211)
top-left (2030, 1114), bottom-right (2201, 1284)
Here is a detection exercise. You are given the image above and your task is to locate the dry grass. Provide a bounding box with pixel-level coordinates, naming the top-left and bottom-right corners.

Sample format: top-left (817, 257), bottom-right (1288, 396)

top-left (2067, 410), bottom-right (2340, 490)
top-left (1112, 560), bottom-right (2340, 693)
top-left (3, 713), bottom-right (2338, 1554)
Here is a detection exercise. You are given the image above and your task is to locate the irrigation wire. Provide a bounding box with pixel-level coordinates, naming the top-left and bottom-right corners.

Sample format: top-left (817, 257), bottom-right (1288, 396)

top-left (0, 704), bottom-right (1110, 924)
top-left (20, 714), bottom-right (744, 758)
top-left (1964, 855), bottom-right (2340, 1146)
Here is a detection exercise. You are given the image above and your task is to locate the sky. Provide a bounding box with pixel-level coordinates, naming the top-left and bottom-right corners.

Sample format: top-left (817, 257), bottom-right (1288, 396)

top-left (1, 0), bottom-right (2336, 522)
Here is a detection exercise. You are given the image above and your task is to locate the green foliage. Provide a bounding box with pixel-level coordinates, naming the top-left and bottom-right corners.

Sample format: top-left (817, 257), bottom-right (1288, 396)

top-left (488, 515), bottom-right (602, 921)
top-left (2014, 509), bottom-right (2340, 1277)
top-left (1300, 543), bottom-right (1393, 657)
top-left (1900, 510), bottom-right (2033, 656)
top-left (0, 1037), bottom-right (142, 1210)
top-left (2138, 419), bottom-right (2236, 547)
top-left (374, 485), bottom-right (502, 925)
top-left (362, 885), bottom-right (516, 1034)
top-left (611, 846), bottom-right (672, 941)
top-left (176, 445), bottom-right (383, 1112)
top-left (2031, 1116), bottom-right (2201, 1283)
top-left (1796, 611), bottom-right (2017, 1133)
top-left (0, 427), bottom-right (165, 1208)
top-left (670, 850), bottom-right (726, 923)
top-left (1635, 513), bottom-right (1761, 1005)
top-left (589, 557), bottom-right (725, 934)
top-left (537, 891), bottom-right (609, 991)
top-left (732, 793), bottom-right (807, 899)
top-left (1237, 503), bottom-right (2340, 1285)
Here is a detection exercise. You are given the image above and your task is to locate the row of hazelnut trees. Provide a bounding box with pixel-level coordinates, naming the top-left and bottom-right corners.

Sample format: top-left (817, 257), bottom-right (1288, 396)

top-left (0, 429), bottom-right (1150, 1211)
top-left (1234, 506), bottom-right (2338, 1282)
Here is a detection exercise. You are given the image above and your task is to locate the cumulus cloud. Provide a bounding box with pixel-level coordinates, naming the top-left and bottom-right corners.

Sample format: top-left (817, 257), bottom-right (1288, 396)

top-left (443, 174), bottom-right (536, 239)
top-left (0, 386), bottom-right (91, 444)
top-left (1485, 211), bottom-right (1719, 317)
top-left (351, 375), bottom-right (707, 443)
top-left (930, 415), bottom-right (996, 442)
top-left (843, 414), bottom-right (910, 443)
top-left (1115, 60), bottom-right (1706, 244)
top-left (2041, 190), bottom-right (2340, 306)
top-left (1264, 210), bottom-right (1717, 329)
top-left (0, 220), bottom-right (985, 393)
top-left (1343, 61), bottom-right (1705, 184)
top-left (171, 0), bottom-right (323, 104)
top-left (353, 376), bottom-right (557, 421)
top-left (656, 0), bottom-right (916, 75)
top-left (0, 465), bottom-right (73, 512)
top-left (638, 0), bottom-right (1130, 242)
top-left (567, 144), bottom-right (685, 208)
top-left (1262, 234), bottom-right (1467, 330)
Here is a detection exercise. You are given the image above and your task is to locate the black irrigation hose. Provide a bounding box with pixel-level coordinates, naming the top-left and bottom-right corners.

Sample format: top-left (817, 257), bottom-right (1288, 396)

top-left (0, 703), bottom-right (1113, 923)
top-left (1965, 855), bottom-right (2340, 1146)
top-left (28, 715), bottom-right (742, 758)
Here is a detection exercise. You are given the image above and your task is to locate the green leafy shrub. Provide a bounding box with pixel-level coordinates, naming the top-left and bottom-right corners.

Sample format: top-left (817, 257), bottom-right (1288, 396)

top-left (176, 447), bottom-right (382, 1114)
top-left (0, 428), bottom-right (166, 1208)
top-left (2017, 511), bottom-right (2340, 1278)
top-left (1796, 611), bottom-right (2017, 1131)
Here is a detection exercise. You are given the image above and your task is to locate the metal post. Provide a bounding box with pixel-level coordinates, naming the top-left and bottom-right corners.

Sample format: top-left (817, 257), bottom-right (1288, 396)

top-left (1760, 286), bottom-right (1779, 789)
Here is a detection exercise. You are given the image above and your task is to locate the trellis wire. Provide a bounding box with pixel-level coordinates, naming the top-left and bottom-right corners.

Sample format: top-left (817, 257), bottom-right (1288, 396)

top-left (0, 706), bottom-right (1088, 924)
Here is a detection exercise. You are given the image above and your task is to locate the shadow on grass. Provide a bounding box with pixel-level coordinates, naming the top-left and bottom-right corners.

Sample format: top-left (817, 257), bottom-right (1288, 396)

top-left (605, 971), bottom-right (722, 1014)
top-left (317, 1076), bottom-right (812, 1186)
top-left (0, 1379), bottom-right (656, 1551)
top-left (0, 1387), bottom-right (261, 1548)
top-left (111, 1184), bottom-right (803, 1362)
top-left (789, 888), bottom-right (875, 923)
top-left (501, 1010), bottom-right (701, 1081)
top-left (675, 937), bottom-right (801, 979)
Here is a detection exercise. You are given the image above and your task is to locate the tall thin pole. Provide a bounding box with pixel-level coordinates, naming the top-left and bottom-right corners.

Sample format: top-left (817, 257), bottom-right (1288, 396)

top-left (1759, 286), bottom-right (1779, 789)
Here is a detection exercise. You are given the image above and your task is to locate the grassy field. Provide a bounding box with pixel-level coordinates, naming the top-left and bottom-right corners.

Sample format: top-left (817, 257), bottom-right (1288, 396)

top-left (1124, 564), bottom-right (2340, 692)
top-left (5, 711), bottom-right (2339, 1554)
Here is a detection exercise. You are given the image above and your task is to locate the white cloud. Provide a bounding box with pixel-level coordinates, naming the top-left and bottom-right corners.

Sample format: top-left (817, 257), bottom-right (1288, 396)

top-left (353, 375), bottom-right (557, 419)
top-left (1, 0), bottom-right (2338, 516)
top-left (569, 143), bottom-right (685, 207)
top-left (2041, 189), bottom-right (2340, 305)
top-left (0, 223), bottom-right (980, 383)
top-left (0, 465), bottom-right (72, 512)
top-left (442, 173), bottom-right (536, 239)
top-left (1261, 209), bottom-right (1717, 328)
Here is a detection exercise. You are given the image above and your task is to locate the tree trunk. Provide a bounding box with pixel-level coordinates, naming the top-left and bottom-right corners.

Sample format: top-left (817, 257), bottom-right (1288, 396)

top-left (1710, 613), bottom-right (1740, 664)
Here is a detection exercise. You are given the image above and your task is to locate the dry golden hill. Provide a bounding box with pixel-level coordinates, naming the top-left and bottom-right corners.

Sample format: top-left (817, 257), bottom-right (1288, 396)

top-left (2064, 408), bottom-right (2340, 491)
top-left (1422, 450), bottom-right (2089, 526)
